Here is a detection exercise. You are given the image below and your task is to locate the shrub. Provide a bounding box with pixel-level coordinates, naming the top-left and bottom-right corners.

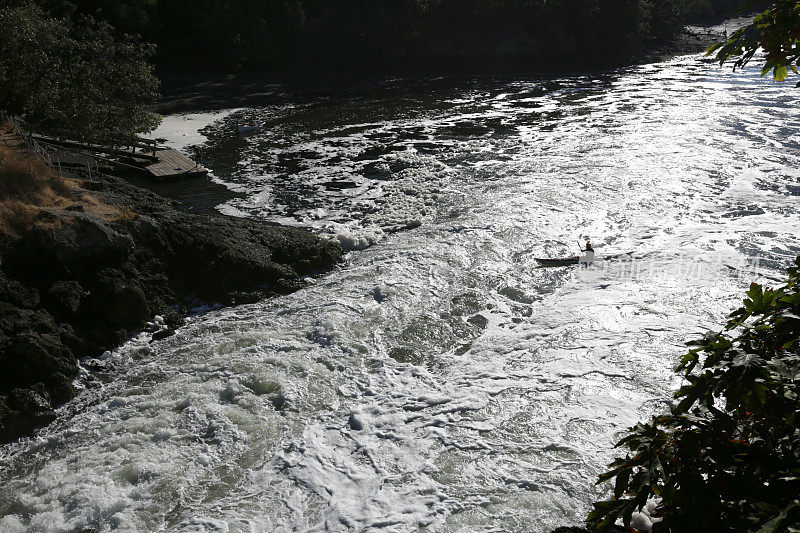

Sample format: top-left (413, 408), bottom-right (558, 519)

top-left (588, 257), bottom-right (800, 531)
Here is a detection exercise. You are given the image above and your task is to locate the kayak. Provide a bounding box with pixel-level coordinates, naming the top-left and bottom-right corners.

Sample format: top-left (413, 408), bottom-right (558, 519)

top-left (237, 123), bottom-right (263, 134)
top-left (535, 256), bottom-right (579, 266)
top-left (535, 251), bottom-right (633, 267)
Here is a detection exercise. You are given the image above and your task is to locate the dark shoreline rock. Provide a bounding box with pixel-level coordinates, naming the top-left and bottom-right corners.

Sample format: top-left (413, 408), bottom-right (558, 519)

top-left (0, 172), bottom-right (342, 443)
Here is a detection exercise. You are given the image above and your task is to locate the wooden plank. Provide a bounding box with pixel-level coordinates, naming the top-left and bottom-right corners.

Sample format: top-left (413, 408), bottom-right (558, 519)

top-left (142, 148), bottom-right (207, 179)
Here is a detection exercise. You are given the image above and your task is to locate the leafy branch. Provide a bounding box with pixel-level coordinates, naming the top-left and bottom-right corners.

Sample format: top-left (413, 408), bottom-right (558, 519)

top-left (588, 257), bottom-right (800, 532)
top-left (707, 0), bottom-right (800, 83)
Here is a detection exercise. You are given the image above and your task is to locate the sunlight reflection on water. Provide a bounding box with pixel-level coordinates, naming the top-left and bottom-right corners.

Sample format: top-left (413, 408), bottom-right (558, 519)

top-left (1, 51), bottom-right (799, 532)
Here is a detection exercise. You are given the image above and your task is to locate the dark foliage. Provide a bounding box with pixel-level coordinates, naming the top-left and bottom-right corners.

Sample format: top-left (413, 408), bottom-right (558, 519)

top-left (41, 0), bottom-right (305, 68)
top-left (28, 0), bottom-right (741, 71)
top-left (0, 3), bottom-right (159, 143)
top-left (708, 0), bottom-right (800, 83)
top-left (588, 257), bottom-right (800, 532)
top-left (683, 0), bottom-right (745, 23)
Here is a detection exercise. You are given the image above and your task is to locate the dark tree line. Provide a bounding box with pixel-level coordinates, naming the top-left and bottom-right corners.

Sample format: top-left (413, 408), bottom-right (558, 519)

top-left (0, 0), bottom-right (747, 142)
top-left (28, 0), bottom-right (743, 71)
top-left (683, 0), bottom-right (746, 22)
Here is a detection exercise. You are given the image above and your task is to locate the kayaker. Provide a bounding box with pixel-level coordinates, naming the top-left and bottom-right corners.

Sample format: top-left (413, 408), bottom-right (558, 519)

top-left (579, 241), bottom-right (594, 265)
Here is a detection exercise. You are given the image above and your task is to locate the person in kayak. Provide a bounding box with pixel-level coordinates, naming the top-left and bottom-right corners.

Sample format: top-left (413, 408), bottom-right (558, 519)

top-left (579, 241), bottom-right (594, 265)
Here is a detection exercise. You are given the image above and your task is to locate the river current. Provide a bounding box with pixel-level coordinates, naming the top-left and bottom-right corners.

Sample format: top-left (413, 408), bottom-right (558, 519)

top-left (2, 48), bottom-right (800, 532)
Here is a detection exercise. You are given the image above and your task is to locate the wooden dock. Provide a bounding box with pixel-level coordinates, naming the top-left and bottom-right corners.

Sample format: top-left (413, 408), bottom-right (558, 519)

top-left (143, 148), bottom-right (208, 179)
top-left (29, 133), bottom-right (208, 180)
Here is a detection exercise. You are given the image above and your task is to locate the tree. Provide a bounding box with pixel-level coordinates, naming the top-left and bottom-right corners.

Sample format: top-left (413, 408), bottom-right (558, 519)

top-left (707, 0), bottom-right (800, 83)
top-left (150, 0), bottom-right (305, 68)
top-left (682, 0), bottom-right (744, 23)
top-left (302, 0), bottom-right (425, 65)
top-left (0, 3), bottom-right (160, 143)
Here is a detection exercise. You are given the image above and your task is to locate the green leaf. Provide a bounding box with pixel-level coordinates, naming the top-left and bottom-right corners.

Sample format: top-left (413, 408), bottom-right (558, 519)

top-left (614, 468), bottom-right (631, 499)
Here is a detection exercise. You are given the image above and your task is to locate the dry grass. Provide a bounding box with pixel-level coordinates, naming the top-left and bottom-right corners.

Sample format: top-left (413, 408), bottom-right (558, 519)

top-left (0, 125), bottom-right (133, 236)
top-left (0, 141), bottom-right (72, 236)
top-left (0, 201), bottom-right (41, 236)
top-left (113, 205), bottom-right (136, 222)
top-left (0, 145), bottom-right (71, 202)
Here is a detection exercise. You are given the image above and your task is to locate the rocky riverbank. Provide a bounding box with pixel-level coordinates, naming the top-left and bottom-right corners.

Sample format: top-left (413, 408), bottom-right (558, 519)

top-left (0, 131), bottom-right (342, 442)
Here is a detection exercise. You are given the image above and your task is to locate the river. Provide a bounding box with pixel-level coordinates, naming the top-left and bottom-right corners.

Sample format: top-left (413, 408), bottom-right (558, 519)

top-left (1, 47), bottom-right (799, 532)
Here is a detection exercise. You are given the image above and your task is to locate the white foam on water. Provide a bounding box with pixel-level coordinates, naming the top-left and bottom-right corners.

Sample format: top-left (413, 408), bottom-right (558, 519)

top-left (2, 52), bottom-right (800, 532)
top-left (146, 109), bottom-right (242, 151)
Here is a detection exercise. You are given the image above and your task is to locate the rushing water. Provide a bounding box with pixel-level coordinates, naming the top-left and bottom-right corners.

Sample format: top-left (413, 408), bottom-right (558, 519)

top-left (2, 50), bottom-right (800, 532)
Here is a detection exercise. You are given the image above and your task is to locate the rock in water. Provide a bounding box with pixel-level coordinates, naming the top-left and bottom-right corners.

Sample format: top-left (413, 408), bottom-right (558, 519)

top-left (151, 327), bottom-right (175, 341)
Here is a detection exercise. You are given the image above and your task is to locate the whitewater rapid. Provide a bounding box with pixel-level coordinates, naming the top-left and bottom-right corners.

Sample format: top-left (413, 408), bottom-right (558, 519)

top-left (1, 50), bottom-right (799, 532)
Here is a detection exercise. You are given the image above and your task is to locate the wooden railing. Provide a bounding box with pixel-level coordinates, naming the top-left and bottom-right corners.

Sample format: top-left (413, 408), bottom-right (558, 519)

top-left (29, 134), bottom-right (160, 163)
top-left (5, 116), bottom-right (104, 179)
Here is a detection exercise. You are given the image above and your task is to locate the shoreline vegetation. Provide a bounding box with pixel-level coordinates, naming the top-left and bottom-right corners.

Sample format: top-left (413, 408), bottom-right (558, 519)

top-left (38, 0), bottom-right (743, 73)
